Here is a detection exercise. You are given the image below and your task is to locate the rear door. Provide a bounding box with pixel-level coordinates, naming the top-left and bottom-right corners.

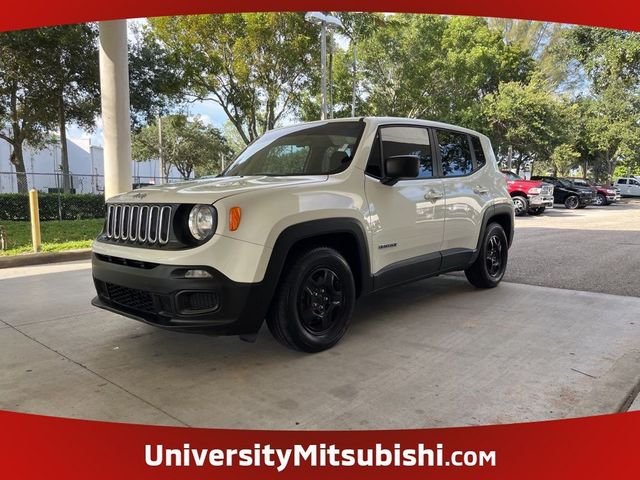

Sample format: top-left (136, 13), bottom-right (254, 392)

top-left (364, 125), bottom-right (445, 275)
top-left (435, 129), bottom-right (489, 263)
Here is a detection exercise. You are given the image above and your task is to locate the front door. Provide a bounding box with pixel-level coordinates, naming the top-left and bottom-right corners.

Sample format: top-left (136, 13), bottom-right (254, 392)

top-left (364, 126), bottom-right (445, 276)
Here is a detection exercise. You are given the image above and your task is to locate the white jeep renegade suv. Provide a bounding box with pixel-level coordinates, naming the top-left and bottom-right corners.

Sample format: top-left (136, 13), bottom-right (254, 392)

top-left (92, 117), bottom-right (514, 352)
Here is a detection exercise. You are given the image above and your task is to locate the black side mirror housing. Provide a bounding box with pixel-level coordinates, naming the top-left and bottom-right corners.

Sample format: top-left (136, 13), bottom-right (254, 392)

top-left (381, 155), bottom-right (420, 185)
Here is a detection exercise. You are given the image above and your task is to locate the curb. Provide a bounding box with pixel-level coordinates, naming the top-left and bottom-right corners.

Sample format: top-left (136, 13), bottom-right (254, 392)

top-left (0, 248), bottom-right (92, 269)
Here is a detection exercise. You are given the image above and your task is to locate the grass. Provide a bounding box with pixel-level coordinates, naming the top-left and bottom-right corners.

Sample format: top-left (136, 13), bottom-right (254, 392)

top-left (0, 218), bottom-right (103, 256)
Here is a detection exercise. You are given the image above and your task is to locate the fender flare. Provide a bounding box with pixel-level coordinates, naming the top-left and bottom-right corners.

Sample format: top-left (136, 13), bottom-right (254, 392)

top-left (470, 203), bottom-right (514, 263)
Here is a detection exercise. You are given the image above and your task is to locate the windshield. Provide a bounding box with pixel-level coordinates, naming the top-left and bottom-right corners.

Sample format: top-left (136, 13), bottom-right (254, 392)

top-left (222, 121), bottom-right (364, 177)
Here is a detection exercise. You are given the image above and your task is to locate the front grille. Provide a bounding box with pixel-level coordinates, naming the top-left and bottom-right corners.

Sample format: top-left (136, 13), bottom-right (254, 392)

top-left (105, 283), bottom-right (155, 312)
top-left (106, 204), bottom-right (171, 246)
top-left (541, 184), bottom-right (554, 195)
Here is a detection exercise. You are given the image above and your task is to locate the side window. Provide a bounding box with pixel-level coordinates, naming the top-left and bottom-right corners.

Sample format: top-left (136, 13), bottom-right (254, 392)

top-left (380, 126), bottom-right (433, 178)
top-left (470, 136), bottom-right (486, 168)
top-left (618, 179), bottom-right (627, 184)
top-left (365, 133), bottom-right (382, 178)
top-left (437, 130), bottom-right (473, 177)
top-left (630, 179), bottom-right (639, 186)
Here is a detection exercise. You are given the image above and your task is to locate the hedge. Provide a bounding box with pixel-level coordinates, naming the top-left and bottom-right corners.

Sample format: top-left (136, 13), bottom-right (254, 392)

top-left (0, 193), bottom-right (105, 221)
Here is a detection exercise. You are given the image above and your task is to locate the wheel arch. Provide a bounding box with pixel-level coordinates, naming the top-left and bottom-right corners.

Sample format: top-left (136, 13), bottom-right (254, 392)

top-left (470, 203), bottom-right (514, 264)
top-left (264, 218), bottom-right (372, 301)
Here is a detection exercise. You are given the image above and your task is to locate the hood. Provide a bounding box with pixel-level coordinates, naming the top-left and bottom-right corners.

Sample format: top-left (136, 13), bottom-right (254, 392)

top-left (108, 175), bottom-right (328, 204)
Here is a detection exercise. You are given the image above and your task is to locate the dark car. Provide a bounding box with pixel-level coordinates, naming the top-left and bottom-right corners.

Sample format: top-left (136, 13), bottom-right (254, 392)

top-left (568, 178), bottom-right (620, 205)
top-left (530, 176), bottom-right (596, 209)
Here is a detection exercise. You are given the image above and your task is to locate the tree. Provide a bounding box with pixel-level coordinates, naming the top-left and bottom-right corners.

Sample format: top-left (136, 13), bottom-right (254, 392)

top-left (355, 15), bottom-right (534, 126)
top-left (480, 76), bottom-right (574, 175)
top-left (556, 26), bottom-right (640, 181)
top-left (132, 114), bottom-right (232, 179)
top-left (0, 30), bottom-right (57, 192)
top-left (38, 24), bottom-right (101, 193)
top-left (128, 28), bottom-right (186, 131)
top-left (336, 13), bottom-right (385, 116)
top-left (148, 13), bottom-right (319, 146)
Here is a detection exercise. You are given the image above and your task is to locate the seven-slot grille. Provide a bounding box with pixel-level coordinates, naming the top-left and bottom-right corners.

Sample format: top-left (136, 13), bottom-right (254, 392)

top-left (105, 204), bottom-right (172, 245)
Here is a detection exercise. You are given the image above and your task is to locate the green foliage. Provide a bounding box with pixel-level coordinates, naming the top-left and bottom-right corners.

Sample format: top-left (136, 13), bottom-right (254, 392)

top-left (0, 219), bottom-right (102, 254)
top-left (129, 27), bottom-right (186, 130)
top-left (148, 13), bottom-right (320, 145)
top-left (132, 114), bottom-right (233, 179)
top-left (354, 15), bottom-right (533, 125)
top-left (480, 76), bottom-right (574, 173)
top-left (0, 193), bottom-right (105, 221)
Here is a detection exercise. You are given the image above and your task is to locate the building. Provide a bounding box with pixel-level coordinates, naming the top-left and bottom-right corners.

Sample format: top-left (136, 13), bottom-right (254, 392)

top-left (0, 137), bottom-right (190, 194)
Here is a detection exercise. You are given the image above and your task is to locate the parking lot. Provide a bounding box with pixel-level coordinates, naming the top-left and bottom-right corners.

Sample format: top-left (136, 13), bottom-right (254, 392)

top-left (1, 200), bottom-right (639, 428)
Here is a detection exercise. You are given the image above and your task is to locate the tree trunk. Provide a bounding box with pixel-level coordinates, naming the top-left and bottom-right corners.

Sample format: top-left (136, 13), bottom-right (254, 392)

top-left (58, 92), bottom-right (71, 193)
top-left (10, 146), bottom-right (28, 193)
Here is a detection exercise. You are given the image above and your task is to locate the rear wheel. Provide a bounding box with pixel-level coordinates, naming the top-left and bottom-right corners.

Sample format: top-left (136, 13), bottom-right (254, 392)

top-left (266, 247), bottom-right (356, 352)
top-left (564, 195), bottom-right (579, 209)
top-left (512, 196), bottom-right (528, 216)
top-left (465, 223), bottom-right (508, 288)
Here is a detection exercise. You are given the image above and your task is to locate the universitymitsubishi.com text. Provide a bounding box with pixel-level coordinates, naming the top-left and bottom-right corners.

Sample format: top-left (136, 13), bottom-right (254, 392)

top-left (145, 443), bottom-right (497, 471)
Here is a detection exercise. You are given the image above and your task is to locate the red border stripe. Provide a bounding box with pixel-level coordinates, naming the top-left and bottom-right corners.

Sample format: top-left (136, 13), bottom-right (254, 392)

top-left (3, 0), bottom-right (640, 32)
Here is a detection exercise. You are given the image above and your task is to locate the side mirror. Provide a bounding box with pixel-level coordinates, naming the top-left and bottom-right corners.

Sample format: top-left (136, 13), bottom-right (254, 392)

top-left (381, 155), bottom-right (420, 185)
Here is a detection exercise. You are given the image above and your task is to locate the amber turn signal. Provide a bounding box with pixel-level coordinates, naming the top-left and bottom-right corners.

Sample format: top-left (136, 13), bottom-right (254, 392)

top-left (229, 207), bottom-right (242, 231)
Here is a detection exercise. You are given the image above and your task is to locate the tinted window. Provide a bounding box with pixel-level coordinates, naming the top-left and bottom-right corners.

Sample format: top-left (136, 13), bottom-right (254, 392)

top-left (617, 179), bottom-right (627, 184)
top-left (503, 171), bottom-right (521, 180)
top-left (223, 121), bottom-right (364, 176)
top-left (471, 136), bottom-right (486, 168)
top-left (630, 179), bottom-right (639, 185)
top-left (381, 127), bottom-right (433, 178)
top-left (437, 130), bottom-right (473, 177)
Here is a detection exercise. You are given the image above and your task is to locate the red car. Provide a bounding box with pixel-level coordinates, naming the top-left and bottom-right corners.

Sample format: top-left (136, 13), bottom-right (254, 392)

top-left (501, 171), bottom-right (555, 216)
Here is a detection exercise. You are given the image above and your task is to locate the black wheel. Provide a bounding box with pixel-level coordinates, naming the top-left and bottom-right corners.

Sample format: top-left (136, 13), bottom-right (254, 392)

top-left (528, 207), bottom-right (545, 216)
top-left (512, 195), bottom-right (528, 216)
top-left (465, 223), bottom-right (508, 288)
top-left (594, 193), bottom-right (608, 206)
top-left (564, 195), bottom-right (579, 209)
top-left (266, 247), bottom-right (356, 352)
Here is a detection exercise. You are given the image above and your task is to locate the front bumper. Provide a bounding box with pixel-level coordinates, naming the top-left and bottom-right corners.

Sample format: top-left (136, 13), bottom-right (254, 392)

top-left (91, 254), bottom-right (268, 335)
top-left (528, 194), bottom-right (554, 208)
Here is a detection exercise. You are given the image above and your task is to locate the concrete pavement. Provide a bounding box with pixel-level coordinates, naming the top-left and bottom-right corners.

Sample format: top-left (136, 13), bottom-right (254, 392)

top-left (1, 260), bottom-right (638, 428)
top-left (506, 199), bottom-right (640, 296)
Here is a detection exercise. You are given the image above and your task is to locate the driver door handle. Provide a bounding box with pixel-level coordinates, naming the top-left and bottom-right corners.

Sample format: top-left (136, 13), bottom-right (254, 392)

top-left (424, 190), bottom-right (443, 201)
top-left (473, 186), bottom-right (489, 195)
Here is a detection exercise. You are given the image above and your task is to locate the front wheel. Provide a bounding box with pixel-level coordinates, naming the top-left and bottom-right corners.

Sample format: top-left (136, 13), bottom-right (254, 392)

top-left (465, 222), bottom-right (509, 288)
top-left (266, 247), bottom-right (356, 352)
top-left (564, 195), bottom-right (580, 209)
top-left (594, 193), bottom-right (607, 206)
top-left (512, 195), bottom-right (528, 216)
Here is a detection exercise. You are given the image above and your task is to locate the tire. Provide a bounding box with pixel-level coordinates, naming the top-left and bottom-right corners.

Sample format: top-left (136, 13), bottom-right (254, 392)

top-left (464, 222), bottom-right (509, 289)
top-left (512, 195), bottom-right (528, 216)
top-left (266, 247), bottom-right (356, 352)
top-left (528, 207), bottom-right (545, 216)
top-left (564, 195), bottom-right (580, 209)
top-left (594, 194), bottom-right (606, 206)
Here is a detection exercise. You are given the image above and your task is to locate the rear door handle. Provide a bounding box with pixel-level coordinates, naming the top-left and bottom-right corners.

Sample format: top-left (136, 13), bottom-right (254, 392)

top-left (473, 186), bottom-right (489, 195)
top-left (424, 190), bottom-right (443, 201)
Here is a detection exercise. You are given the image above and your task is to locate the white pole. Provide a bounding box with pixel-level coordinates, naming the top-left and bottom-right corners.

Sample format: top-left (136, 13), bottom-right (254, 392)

top-left (320, 22), bottom-right (327, 120)
top-left (99, 20), bottom-right (132, 199)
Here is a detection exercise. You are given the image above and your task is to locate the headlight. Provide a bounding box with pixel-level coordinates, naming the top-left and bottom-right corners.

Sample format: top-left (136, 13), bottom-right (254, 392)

top-left (528, 187), bottom-right (542, 195)
top-left (188, 205), bottom-right (217, 241)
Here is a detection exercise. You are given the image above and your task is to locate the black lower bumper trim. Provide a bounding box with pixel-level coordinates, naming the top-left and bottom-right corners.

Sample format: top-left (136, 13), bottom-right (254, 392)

top-left (91, 254), bottom-right (269, 335)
